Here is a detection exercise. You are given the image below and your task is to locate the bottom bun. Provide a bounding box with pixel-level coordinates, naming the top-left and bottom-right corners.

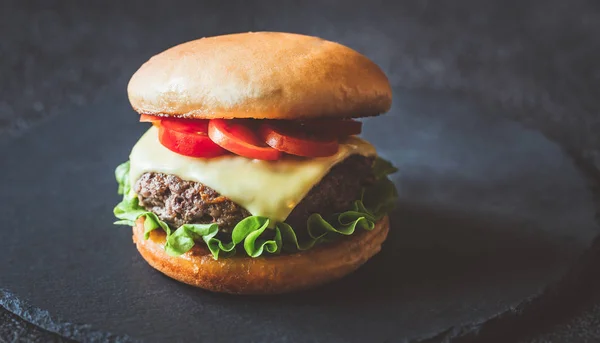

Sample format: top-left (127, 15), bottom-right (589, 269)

top-left (132, 216), bottom-right (389, 294)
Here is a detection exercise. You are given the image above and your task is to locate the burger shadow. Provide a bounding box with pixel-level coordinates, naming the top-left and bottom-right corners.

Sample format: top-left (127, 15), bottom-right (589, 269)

top-left (222, 200), bottom-right (586, 308)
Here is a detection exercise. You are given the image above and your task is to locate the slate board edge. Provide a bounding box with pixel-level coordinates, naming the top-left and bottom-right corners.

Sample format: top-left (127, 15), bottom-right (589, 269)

top-left (410, 153), bottom-right (600, 343)
top-left (0, 289), bottom-right (135, 343)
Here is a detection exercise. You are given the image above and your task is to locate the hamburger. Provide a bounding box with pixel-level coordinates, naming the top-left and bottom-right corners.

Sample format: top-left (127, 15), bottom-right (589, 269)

top-left (113, 32), bottom-right (398, 294)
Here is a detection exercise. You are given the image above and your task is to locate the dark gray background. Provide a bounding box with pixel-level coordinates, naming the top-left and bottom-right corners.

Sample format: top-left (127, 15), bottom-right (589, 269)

top-left (1, 0), bottom-right (600, 342)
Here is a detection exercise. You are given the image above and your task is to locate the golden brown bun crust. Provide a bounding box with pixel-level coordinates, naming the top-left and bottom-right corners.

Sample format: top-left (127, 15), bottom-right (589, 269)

top-left (127, 32), bottom-right (392, 120)
top-left (132, 215), bottom-right (389, 294)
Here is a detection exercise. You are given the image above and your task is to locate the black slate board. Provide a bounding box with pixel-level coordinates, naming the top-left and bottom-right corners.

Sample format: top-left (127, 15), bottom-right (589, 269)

top-left (0, 90), bottom-right (597, 342)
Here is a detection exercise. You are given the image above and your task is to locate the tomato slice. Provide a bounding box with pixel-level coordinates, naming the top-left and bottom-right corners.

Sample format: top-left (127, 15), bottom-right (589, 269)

top-left (298, 119), bottom-right (362, 138)
top-left (259, 124), bottom-right (339, 157)
top-left (160, 118), bottom-right (209, 133)
top-left (208, 119), bottom-right (281, 160)
top-left (140, 115), bottom-right (225, 158)
top-left (158, 125), bottom-right (226, 158)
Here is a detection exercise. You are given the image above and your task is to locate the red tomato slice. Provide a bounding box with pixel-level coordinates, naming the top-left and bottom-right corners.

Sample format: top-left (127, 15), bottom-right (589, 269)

top-left (298, 119), bottom-right (362, 138)
top-left (259, 124), bottom-right (339, 157)
top-left (158, 125), bottom-right (226, 158)
top-left (160, 118), bottom-right (209, 133)
top-left (208, 119), bottom-right (281, 160)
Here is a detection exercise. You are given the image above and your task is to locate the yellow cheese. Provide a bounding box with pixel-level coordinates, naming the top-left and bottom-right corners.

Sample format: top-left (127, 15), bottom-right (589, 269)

top-left (129, 126), bottom-right (376, 223)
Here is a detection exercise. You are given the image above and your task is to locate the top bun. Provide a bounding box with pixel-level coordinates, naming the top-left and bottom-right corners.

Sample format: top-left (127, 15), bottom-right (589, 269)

top-left (127, 32), bottom-right (392, 120)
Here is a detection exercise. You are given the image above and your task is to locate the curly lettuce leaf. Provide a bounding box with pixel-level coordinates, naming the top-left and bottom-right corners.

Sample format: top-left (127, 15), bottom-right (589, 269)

top-left (115, 161), bottom-right (131, 195)
top-left (113, 157), bottom-right (398, 259)
top-left (373, 157), bottom-right (398, 179)
top-left (236, 217), bottom-right (282, 257)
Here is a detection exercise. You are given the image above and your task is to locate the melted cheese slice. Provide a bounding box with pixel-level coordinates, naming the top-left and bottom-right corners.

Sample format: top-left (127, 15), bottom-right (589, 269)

top-left (129, 126), bottom-right (376, 223)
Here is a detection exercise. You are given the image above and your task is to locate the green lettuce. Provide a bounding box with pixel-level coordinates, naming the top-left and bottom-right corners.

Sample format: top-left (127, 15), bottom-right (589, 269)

top-left (113, 157), bottom-right (398, 259)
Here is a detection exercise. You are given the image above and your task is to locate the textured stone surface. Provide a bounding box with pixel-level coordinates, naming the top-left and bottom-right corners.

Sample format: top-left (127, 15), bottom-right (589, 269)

top-left (0, 306), bottom-right (72, 343)
top-left (1, 0), bottom-right (599, 342)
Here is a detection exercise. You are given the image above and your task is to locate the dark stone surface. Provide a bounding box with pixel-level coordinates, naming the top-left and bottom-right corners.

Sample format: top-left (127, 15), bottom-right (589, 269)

top-left (1, 0), bottom-right (599, 342)
top-left (0, 290), bottom-right (129, 343)
top-left (0, 301), bottom-right (73, 343)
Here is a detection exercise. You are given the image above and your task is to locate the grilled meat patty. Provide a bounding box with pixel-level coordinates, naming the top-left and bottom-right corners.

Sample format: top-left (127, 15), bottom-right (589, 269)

top-left (134, 155), bottom-right (374, 232)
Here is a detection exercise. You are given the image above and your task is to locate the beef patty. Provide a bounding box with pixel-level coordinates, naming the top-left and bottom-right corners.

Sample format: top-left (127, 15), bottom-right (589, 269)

top-left (134, 155), bottom-right (374, 232)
